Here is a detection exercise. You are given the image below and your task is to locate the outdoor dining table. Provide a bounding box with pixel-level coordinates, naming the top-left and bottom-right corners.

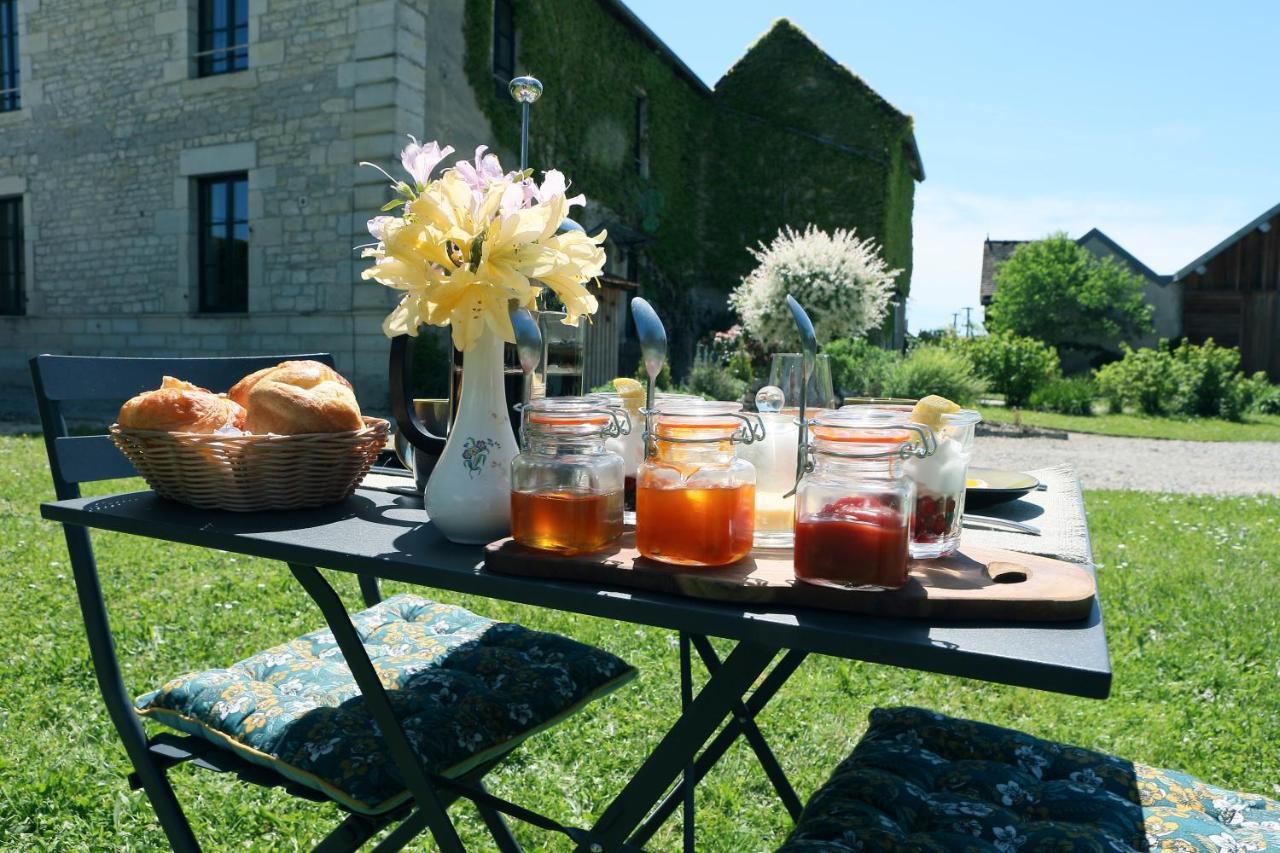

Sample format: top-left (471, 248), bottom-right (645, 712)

top-left (40, 464), bottom-right (1110, 852)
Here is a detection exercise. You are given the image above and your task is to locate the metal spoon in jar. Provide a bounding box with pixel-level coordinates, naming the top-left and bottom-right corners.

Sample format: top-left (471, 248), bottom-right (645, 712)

top-left (785, 294), bottom-right (818, 493)
top-left (630, 298), bottom-right (667, 454)
top-left (510, 304), bottom-right (542, 409)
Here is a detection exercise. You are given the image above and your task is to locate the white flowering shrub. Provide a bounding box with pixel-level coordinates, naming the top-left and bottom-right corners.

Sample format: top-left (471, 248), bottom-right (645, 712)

top-left (729, 225), bottom-right (901, 347)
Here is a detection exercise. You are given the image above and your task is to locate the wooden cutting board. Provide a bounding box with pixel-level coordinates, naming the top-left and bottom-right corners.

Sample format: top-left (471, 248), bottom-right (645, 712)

top-left (484, 533), bottom-right (1096, 622)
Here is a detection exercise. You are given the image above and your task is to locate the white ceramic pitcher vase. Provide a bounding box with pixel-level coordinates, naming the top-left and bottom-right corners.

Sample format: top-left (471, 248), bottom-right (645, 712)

top-left (422, 326), bottom-right (517, 544)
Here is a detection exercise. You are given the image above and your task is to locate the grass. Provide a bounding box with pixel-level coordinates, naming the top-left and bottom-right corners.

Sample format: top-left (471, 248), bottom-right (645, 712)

top-left (979, 404), bottom-right (1280, 442)
top-left (1, 433), bottom-right (1278, 849)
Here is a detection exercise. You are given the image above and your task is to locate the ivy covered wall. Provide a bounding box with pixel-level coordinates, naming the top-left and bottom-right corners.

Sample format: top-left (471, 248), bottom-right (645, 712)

top-left (461, 3), bottom-right (921, 362)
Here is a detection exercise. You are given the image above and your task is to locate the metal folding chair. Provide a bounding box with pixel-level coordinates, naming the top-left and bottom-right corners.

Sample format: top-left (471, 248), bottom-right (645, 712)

top-left (29, 353), bottom-right (612, 852)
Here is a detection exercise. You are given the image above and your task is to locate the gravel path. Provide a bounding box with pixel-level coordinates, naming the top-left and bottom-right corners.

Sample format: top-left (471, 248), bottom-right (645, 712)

top-left (972, 433), bottom-right (1279, 494)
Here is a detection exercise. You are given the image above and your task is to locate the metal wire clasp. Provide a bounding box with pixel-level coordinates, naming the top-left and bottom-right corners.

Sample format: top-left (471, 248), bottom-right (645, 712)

top-left (801, 421), bottom-right (938, 463)
top-left (640, 408), bottom-right (766, 457)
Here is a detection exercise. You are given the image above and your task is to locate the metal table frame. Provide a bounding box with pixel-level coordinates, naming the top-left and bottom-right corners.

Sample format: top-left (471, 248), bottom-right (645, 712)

top-left (42, 482), bottom-right (1111, 851)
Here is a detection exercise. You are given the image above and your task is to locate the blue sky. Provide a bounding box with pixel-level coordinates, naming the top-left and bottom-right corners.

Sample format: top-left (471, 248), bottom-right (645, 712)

top-left (625, 0), bottom-right (1280, 332)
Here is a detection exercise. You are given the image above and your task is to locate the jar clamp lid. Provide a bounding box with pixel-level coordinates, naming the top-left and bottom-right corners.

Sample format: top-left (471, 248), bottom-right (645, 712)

top-left (519, 397), bottom-right (631, 446)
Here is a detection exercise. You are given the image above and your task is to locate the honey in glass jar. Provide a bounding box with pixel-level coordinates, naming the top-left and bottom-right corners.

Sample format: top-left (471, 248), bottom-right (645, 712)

top-left (510, 398), bottom-right (627, 555)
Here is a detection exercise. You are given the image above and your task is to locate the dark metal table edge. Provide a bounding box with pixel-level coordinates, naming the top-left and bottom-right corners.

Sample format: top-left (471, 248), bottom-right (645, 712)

top-left (40, 491), bottom-right (1113, 700)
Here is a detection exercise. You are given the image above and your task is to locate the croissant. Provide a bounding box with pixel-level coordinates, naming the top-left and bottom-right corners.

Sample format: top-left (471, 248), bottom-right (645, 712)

top-left (242, 379), bottom-right (364, 435)
top-left (228, 360), bottom-right (351, 409)
top-left (118, 377), bottom-right (246, 433)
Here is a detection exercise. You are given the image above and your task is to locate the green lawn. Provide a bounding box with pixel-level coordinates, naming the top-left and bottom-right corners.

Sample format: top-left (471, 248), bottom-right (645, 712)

top-left (2, 433), bottom-right (1278, 850)
top-left (979, 405), bottom-right (1280, 442)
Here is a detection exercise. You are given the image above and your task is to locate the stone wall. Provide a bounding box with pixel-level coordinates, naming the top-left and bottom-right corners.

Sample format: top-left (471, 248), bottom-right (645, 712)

top-left (0, 0), bottom-right (425, 419)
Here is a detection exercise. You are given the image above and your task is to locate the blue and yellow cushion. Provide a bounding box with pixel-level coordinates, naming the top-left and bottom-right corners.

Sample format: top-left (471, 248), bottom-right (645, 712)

top-left (780, 706), bottom-right (1280, 851)
top-left (136, 594), bottom-right (635, 815)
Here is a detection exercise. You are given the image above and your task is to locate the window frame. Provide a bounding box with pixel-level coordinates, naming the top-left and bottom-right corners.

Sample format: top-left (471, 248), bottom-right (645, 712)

top-left (0, 0), bottom-right (19, 112)
top-left (195, 0), bottom-right (248, 78)
top-left (633, 92), bottom-right (650, 178)
top-left (491, 0), bottom-right (515, 89)
top-left (195, 173), bottom-right (249, 315)
top-left (0, 195), bottom-right (23, 316)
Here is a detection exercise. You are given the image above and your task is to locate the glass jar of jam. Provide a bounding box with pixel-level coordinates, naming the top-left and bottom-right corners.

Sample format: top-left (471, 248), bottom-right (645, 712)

top-left (793, 411), bottom-right (935, 589)
top-left (510, 398), bottom-right (629, 555)
top-left (635, 400), bottom-right (763, 567)
top-left (842, 403), bottom-right (982, 559)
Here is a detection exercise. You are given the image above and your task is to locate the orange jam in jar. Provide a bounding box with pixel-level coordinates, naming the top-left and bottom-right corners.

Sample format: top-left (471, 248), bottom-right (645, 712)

top-left (634, 401), bottom-right (761, 567)
top-left (510, 398), bottom-right (628, 555)
top-left (511, 489), bottom-right (624, 554)
top-left (636, 483), bottom-right (755, 566)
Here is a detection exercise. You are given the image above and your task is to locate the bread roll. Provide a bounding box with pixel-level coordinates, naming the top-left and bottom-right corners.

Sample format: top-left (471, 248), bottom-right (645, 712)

top-left (243, 379), bottom-right (364, 435)
top-left (229, 360), bottom-right (351, 409)
top-left (118, 377), bottom-right (246, 433)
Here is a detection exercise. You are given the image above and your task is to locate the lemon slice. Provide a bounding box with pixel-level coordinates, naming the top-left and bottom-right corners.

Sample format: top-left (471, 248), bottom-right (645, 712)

top-left (612, 377), bottom-right (645, 410)
top-left (911, 394), bottom-right (961, 431)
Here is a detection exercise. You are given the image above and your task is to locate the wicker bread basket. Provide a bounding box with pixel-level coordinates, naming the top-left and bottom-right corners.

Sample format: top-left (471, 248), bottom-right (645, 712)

top-left (109, 417), bottom-right (390, 511)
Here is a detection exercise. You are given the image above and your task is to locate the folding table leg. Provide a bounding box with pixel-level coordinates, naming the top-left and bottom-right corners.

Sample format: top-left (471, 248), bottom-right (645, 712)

top-left (679, 632), bottom-right (695, 853)
top-left (358, 574), bottom-right (383, 607)
top-left (628, 644), bottom-right (808, 847)
top-left (288, 564), bottom-right (466, 853)
top-left (65, 525), bottom-right (201, 853)
top-left (691, 635), bottom-right (806, 819)
top-left (580, 640), bottom-right (779, 852)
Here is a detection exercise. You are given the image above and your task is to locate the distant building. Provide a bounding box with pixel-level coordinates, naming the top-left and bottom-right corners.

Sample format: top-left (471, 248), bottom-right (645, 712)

top-left (979, 229), bottom-right (1181, 347)
top-left (1172, 202), bottom-right (1280, 380)
top-left (0, 0), bottom-right (922, 419)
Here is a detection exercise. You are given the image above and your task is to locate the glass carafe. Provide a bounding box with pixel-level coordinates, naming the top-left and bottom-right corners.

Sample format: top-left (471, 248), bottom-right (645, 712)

top-left (635, 401), bottom-right (763, 567)
top-left (510, 398), bottom-right (628, 555)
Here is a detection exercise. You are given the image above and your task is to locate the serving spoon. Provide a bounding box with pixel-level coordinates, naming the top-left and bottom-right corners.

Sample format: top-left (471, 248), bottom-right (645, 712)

top-left (510, 304), bottom-right (542, 409)
top-left (630, 297), bottom-right (667, 454)
top-left (785, 295), bottom-right (818, 491)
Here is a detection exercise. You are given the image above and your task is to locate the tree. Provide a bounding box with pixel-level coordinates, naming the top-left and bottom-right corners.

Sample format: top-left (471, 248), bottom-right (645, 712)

top-left (985, 234), bottom-right (1153, 359)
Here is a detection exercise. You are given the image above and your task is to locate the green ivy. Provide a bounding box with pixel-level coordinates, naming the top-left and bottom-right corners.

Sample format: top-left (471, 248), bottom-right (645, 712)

top-left (462, 6), bottom-right (917, 362)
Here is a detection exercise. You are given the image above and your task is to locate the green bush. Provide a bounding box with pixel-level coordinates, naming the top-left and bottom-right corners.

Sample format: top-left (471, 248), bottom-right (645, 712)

top-left (1171, 338), bottom-right (1242, 418)
top-left (1248, 375), bottom-right (1280, 415)
top-left (884, 345), bottom-right (983, 406)
top-left (964, 332), bottom-right (1060, 407)
top-left (824, 336), bottom-right (899, 399)
top-left (685, 361), bottom-right (747, 402)
top-left (1092, 339), bottom-right (1269, 421)
top-left (633, 359), bottom-right (674, 390)
top-left (726, 347), bottom-right (755, 384)
top-left (1029, 377), bottom-right (1096, 415)
top-left (1094, 344), bottom-right (1179, 416)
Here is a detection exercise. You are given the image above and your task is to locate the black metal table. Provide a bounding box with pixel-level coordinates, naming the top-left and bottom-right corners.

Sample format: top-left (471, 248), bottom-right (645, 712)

top-left (42, 484), bottom-right (1111, 851)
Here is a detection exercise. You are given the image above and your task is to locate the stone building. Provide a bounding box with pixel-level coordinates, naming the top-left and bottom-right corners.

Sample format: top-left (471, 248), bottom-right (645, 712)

top-left (0, 0), bottom-right (921, 418)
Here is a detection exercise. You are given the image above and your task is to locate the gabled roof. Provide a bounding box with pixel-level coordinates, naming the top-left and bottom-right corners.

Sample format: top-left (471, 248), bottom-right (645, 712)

top-left (714, 18), bottom-right (924, 182)
top-left (979, 239), bottom-right (1026, 304)
top-left (981, 230), bottom-right (1171, 305)
top-left (1172, 200), bottom-right (1280, 282)
top-left (1076, 227), bottom-right (1168, 283)
top-left (594, 0), bottom-right (711, 95)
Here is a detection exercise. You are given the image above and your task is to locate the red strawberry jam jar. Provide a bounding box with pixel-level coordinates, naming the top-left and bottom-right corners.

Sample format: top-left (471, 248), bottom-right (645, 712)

top-left (793, 411), bottom-right (936, 590)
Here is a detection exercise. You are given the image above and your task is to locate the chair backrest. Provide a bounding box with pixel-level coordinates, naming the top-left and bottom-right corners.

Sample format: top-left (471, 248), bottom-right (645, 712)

top-left (29, 353), bottom-right (335, 500)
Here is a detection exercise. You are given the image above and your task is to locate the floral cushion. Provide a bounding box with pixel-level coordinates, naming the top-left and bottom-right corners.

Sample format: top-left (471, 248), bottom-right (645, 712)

top-left (779, 706), bottom-right (1280, 852)
top-left (136, 594), bottom-right (635, 815)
